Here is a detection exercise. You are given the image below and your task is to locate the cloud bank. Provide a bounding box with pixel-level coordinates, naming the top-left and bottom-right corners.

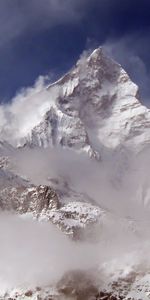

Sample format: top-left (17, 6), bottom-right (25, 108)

top-left (0, 212), bottom-right (99, 294)
top-left (5, 144), bottom-right (150, 294)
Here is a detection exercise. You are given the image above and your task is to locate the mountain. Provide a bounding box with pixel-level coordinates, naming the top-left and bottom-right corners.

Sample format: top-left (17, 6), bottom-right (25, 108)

top-left (21, 47), bottom-right (150, 157)
top-left (1, 47), bottom-right (150, 299)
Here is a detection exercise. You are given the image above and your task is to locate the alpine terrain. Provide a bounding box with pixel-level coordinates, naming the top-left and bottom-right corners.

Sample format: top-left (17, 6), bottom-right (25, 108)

top-left (0, 48), bottom-right (150, 299)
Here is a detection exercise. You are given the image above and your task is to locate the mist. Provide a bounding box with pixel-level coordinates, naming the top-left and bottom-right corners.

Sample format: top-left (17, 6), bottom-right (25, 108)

top-left (0, 209), bottom-right (142, 295)
top-left (2, 140), bottom-right (150, 294)
top-left (0, 212), bottom-right (100, 295)
top-left (12, 145), bottom-right (150, 220)
top-left (0, 207), bottom-right (150, 295)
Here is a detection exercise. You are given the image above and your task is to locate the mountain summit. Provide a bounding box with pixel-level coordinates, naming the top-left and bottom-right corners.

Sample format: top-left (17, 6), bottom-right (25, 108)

top-left (18, 47), bottom-right (150, 156)
top-left (0, 47), bottom-right (150, 156)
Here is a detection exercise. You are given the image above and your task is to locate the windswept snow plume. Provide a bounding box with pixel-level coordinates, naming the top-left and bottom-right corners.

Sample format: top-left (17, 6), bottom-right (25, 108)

top-left (0, 76), bottom-right (59, 145)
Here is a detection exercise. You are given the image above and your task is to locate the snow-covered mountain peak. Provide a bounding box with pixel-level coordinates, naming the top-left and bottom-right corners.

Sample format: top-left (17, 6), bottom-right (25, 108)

top-left (25, 47), bottom-right (150, 154)
top-left (0, 47), bottom-right (149, 156)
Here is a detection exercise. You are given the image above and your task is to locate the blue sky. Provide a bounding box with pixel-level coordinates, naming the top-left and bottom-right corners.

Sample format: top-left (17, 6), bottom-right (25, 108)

top-left (1, 0), bottom-right (150, 103)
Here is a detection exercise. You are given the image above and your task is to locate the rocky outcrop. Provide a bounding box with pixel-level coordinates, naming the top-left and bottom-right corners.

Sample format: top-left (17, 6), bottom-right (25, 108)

top-left (0, 185), bottom-right (60, 214)
top-left (45, 201), bottom-right (103, 237)
top-left (0, 183), bottom-right (103, 238)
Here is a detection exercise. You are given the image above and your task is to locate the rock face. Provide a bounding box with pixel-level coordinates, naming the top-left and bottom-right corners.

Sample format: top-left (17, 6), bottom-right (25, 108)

top-left (45, 201), bottom-right (103, 237)
top-left (0, 185), bottom-right (60, 214)
top-left (0, 183), bottom-right (102, 238)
